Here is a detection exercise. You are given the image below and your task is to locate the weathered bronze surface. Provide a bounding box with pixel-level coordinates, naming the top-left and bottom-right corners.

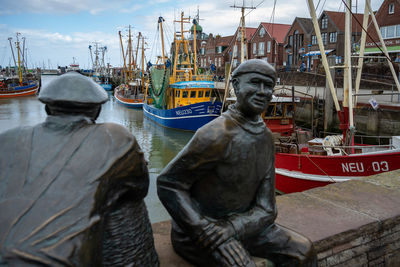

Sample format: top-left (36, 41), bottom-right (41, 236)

top-left (0, 72), bottom-right (159, 266)
top-left (157, 60), bottom-right (317, 266)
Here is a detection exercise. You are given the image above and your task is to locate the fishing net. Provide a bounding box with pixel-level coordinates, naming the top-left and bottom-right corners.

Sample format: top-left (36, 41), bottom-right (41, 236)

top-left (149, 66), bottom-right (170, 109)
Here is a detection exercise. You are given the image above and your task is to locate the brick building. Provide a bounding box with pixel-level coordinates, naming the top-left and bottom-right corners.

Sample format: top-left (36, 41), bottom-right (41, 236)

top-left (306, 10), bottom-right (363, 70)
top-left (198, 34), bottom-right (233, 76)
top-left (365, 0), bottom-right (400, 62)
top-left (249, 22), bottom-right (291, 68)
top-left (283, 17), bottom-right (313, 70)
top-left (225, 27), bottom-right (257, 70)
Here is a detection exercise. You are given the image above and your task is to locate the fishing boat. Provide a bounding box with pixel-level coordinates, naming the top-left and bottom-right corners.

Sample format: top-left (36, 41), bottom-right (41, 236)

top-left (143, 13), bottom-right (222, 131)
top-left (89, 44), bottom-right (112, 91)
top-left (0, 34), bottom-right (40, 98)
top-left (274, 0), bottom-right (400, 194)
top-left (114, 27), bottom-right (146, 108)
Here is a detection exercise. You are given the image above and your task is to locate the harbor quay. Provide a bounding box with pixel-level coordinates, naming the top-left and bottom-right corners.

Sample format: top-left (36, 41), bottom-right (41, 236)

top-left (152, 170), bottom-right (400, 266)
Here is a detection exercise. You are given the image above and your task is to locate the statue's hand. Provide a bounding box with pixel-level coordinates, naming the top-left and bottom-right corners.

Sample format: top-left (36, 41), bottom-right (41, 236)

top-left (212, 239), bottom-right (256, 267)
top-left (198, 221), bottom-right (236, 251)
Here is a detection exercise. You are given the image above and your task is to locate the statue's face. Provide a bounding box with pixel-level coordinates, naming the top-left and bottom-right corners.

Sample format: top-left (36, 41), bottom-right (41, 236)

top-left (235, 73), bottom-right (274, 117)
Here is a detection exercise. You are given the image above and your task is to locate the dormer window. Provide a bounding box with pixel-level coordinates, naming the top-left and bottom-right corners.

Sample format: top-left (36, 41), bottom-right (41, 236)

top-left (259, 28), bottom-right (266, 37)
top-left (321, 16), bottom-right (328, 29)
top-left (389, 3), bottom-right (394, 14)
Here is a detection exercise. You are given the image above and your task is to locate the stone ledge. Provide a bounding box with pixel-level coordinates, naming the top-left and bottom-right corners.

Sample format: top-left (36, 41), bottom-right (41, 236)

top-left (152, 170), bottom-right (400, 266)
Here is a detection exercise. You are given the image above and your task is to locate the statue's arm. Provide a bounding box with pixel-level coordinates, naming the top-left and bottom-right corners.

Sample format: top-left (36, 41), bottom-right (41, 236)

top-left (157, 127), bottom-right (225, 240)
top-left (228, 139), bottom-right (277, 239)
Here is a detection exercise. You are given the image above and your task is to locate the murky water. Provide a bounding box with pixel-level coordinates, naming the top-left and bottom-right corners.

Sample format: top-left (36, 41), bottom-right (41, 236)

top-left (0, 75), bottom-right (194, 223)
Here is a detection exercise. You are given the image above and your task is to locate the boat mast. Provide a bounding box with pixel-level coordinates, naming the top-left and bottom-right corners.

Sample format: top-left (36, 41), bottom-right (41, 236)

top-left (193, 18), bottom-right (197, 75)
top-left (141, 35), bottom-right (145, 91)
top-left (8, 37), bottom-right (17, 68)
top-left (16, 33), bottom-right (23, 85)
top-left (230, 1), bottom-right (255, 63)
top-left (172, 12), bottom-right (191, 83)
top-left (158, 17), bottom-right (167, 67)
top-left (135, 32), bottom-right (141, 71)
top-left (118, 30), bottom-right (128, 83)
top-left (128, 25), bottom-right (132, 82)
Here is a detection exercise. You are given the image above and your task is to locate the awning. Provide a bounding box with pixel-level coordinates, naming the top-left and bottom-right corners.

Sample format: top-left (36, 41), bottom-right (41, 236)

top-left (363, 45), bottom-right (400, 54)
top-left (303, 49), bottom-right (334, 57)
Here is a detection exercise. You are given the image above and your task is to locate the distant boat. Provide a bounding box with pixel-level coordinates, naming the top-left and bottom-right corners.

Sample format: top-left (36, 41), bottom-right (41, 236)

top-left (89, 44), bottom-right (113, 91)
top-left (67, 57), bottom-right (80, 72)
top-left (0, 33), bottom-right (40, 98)
top-left (143, 14), bottom-right (222, 131)
top-left (114, 26), bottom-right (146, 107)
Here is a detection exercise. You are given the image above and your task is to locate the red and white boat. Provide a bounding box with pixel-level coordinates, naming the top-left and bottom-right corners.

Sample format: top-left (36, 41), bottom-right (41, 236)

top-left (274, 0), bottom-right (400, 194)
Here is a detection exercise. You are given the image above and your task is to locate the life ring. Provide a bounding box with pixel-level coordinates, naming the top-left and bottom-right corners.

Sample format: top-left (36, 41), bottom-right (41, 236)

top-left (0, 82), bottom-right (3, 87)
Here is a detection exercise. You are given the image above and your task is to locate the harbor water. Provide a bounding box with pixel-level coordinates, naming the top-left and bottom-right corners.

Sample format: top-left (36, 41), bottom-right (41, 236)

top-left (0, 75), bottom-right (194, 223)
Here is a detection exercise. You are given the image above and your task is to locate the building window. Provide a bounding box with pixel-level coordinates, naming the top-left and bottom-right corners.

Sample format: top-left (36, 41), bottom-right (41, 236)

top-left (389, 3), bottom-right (394, 14)
top-left (329, 32), bottom-right (337, 43)
top-left (233, 45), bottom-right (238, 57)
top-left (219, 57), bottom-right (222, 67)
top-left (289, 35), bottom-right (293, 46)
top-left (322, 33), bottom-right (327, 45)
top-left (397, 25), bottom-right (400, 37)
top-left (217, 46), bottom-right (222, 54)
top-left (321, 16), bottom-right (328, 29)
top-left (312, 35), bottom-right (317, 45)
top-left (253, 42), bottom-right (257, 55)
top-left (259, 28), bottom-right (265, 37)
top-left (274, 42), bottom-right (277, 54)
top-left (215, 58), bottom-right (217, 66)
top-left (200, 48), bottom-right (205, 55)
top-left (386, 25), bottom-right (395, 38)
top-left (267, 41), bottom-right (271, 53)
top-left (381, 27), bottom-right (386, 38)
top-left (258, 42), bottom-right (265, 55)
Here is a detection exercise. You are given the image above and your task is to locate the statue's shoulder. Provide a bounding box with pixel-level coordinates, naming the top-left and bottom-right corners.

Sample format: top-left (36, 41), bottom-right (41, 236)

top-left (94, 122), bottom-right (136, 148)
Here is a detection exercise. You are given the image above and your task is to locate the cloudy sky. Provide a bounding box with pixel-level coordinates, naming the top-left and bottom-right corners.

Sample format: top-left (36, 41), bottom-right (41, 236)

top-left (0, 0), bottom-right (382, 69)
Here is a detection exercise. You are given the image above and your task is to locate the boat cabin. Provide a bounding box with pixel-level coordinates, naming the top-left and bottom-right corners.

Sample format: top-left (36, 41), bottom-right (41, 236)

top-left (167, 81), bottom-right (215, 109)
top-left (262, 96), bottom-right (299, 136)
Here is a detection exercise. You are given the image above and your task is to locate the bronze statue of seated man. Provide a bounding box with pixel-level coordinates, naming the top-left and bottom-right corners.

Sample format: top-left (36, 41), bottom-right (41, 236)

top-left (0, 72), bottom-right (159, 266)
top-left (157, 59), bottom-right (317, 267)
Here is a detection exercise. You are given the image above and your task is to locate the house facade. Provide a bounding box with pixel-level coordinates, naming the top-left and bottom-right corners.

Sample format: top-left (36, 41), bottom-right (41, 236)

top-left (249, 22), bottom-right (291, 68)
top-left (198, 34), bottom-right (232, 76)
top-left (306, 10), bottom-right (363, 70)
top-left (283, 17), bottom-right (313, 70)
top-left (365, 0), bottom-right (400, 62)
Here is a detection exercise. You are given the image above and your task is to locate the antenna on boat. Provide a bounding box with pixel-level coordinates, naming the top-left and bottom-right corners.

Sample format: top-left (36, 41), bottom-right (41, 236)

top-left (230, 0), bottom-right (255, 63)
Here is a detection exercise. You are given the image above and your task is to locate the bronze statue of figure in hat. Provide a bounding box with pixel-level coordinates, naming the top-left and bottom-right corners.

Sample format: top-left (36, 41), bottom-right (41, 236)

top-left (157, 59), bottom-right (317, 266)
top-left (0, 72), bottom-right (159, 266)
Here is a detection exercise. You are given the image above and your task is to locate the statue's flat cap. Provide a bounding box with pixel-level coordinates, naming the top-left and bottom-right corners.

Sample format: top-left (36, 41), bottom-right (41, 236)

top-left (39, 72), bottom-right (108, 105)
top-left (231, 59), bottom-right (276, 82)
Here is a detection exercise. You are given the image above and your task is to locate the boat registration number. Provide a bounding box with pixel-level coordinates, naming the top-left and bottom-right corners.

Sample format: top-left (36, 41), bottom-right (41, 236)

top-left (176, 109), bottom-right (192, 116)
top-left (342, 161), bottom-right (389, 173)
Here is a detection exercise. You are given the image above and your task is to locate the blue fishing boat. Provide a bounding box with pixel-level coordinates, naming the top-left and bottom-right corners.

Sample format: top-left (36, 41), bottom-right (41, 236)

top-left (143, 14), bottom-right (222, 131)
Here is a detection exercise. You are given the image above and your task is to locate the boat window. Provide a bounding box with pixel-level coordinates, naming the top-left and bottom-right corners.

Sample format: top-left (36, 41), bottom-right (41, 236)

top-left (275, 104), bottom-right (283, 117)
top-left (205, 90), bottom-right (210, 97)
top-left (175, 90), bottom-right (178, 97)
top-left (182, 91), bottom-right (188, 98)
top-left (285, 104), bottom-right (294, 118)
top-left (190, 91), bottom-right (196, 98)
top-left (178, 91), bottom-right (181, 97)
top-left (265, 104), bottom-right (275, 117)
top-left (198, 91), bottom-right (204, 97)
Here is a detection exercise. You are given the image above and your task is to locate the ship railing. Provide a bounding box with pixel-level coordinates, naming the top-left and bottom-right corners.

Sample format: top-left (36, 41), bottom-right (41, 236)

top-left (172, 74), bottom-right (214, 83)
top-left (318, 131), bottom-right (394, 146)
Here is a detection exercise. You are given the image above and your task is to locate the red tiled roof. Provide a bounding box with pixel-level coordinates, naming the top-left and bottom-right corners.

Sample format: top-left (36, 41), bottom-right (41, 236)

top-left (324, 11), bottom-right (364, 32)
top-left (245, 27), bottom-right (257, 40)
top-left (260, 22), bottom-right (291, 43)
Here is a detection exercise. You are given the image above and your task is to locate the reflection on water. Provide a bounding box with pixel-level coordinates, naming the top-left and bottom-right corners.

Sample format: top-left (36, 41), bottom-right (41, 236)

top-left (0, 75), bottom-right (194, 223)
